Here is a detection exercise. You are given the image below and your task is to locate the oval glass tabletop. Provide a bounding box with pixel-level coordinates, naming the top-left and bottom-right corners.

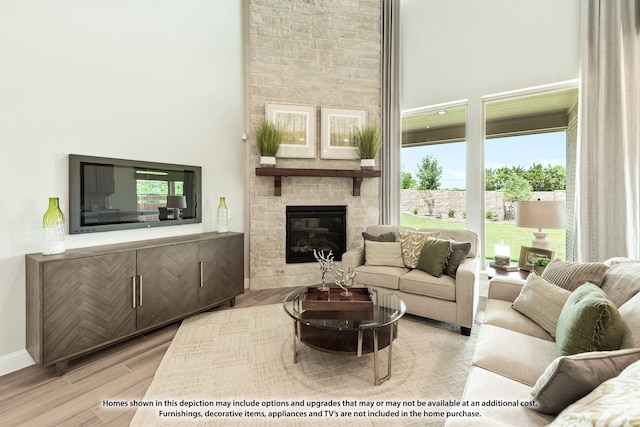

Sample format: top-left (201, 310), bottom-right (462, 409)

top-left (283, 286), bottom-right (406, 331)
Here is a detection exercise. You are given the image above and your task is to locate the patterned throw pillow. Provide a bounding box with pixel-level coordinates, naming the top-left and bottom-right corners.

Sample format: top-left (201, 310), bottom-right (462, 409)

top-left (550, 360), bottom-right (640, 426)
top-left (398, 229), bottom-right (440, 269)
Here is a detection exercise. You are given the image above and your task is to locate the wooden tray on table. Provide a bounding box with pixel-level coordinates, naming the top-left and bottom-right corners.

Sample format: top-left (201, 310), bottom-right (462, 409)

top-left (302, 287), bottom-right (374, 312)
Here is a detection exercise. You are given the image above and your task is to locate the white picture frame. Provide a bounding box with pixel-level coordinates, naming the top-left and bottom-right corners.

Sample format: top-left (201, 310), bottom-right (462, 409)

top-left (265, 103), bottom-right (316, 158)
top-left (321, 107), bottom-right (367, 159)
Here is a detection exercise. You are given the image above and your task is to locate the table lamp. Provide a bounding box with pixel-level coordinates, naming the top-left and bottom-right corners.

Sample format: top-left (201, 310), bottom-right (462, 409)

top-left (166, 195), bottom-right (187, 220)
top-left (515, 200), bottom-right (565, 250)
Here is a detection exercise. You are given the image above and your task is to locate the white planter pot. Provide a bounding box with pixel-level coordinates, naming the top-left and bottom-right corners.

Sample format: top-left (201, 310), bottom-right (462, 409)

top-left (260, 156), bottom-right (277, 167)
top-left (360, 158), bottom-right (375, 169)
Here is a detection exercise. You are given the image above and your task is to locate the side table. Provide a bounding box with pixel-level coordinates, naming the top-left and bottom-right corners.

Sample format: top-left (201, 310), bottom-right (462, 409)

top-left (485, 261), bottom-right (529, 280)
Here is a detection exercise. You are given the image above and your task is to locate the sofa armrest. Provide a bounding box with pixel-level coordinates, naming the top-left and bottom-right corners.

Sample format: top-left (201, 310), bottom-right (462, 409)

top-left (455, 256), bottom-right (480, 332)
top-left (487, 277), bottom-right (526, 302)
top-left (342, 247), bottom-right (365, 271)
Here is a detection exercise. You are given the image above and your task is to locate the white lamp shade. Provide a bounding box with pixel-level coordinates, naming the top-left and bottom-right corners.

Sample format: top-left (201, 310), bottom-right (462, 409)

top-left (515, 200), bottom-right (565, 230)
top-left (166, 195), bottom-right (187, 209)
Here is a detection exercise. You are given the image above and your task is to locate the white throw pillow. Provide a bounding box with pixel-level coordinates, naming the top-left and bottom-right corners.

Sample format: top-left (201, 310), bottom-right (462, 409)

top-left (512, 272), bottom-right (571, 337)
top-left (364, 241), bottom-right (405, 268)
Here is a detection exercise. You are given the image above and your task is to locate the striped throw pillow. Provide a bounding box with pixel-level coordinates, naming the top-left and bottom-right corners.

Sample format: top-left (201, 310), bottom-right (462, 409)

top-left (541, 260), bottom-right (608, 291)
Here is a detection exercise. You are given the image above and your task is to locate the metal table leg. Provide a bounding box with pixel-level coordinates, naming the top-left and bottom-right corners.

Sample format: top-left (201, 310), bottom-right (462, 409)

top-left (373, 322), bottom-right (395, 385)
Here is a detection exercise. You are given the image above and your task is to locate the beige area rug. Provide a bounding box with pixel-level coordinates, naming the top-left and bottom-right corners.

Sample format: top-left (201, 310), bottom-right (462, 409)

top-left (130, 304), bottom-right (479, 427)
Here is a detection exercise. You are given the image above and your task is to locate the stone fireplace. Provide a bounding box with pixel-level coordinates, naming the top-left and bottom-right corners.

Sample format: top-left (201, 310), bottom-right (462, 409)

top-left (286, 205), bottom-right (347, 263)
top-left (249, 174), bottom-right (380, 289)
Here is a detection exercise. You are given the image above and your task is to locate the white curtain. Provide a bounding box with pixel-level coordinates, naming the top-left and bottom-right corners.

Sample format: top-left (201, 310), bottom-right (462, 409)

top-left (574, 0), bottom-right (640, 261)
top-left (380, 0), bottom-right (401, 225)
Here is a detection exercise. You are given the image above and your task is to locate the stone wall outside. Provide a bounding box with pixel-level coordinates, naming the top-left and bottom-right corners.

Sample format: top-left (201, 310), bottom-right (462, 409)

top-left (401, 190), bottom-right (566, 221)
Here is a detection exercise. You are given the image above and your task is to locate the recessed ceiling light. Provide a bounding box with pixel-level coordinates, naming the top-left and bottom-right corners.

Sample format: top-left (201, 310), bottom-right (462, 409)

top-left (437, 110), bottom-right (447, 115)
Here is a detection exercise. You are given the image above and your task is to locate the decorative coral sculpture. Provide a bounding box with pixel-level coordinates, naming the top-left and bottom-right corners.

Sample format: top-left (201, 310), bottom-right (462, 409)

top-left (334, 267), bottom-right (358, 300)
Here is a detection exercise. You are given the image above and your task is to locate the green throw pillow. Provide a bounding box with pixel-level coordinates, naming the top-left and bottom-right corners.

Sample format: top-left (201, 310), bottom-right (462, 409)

top-left (556, 283), bottom-right (625, 356)
top-left (416, 237), bottom-right (451, 277)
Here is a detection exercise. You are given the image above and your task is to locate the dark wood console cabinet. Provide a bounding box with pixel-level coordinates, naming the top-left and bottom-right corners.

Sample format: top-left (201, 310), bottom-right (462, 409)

top-left (26, 232), bottom-right (244, 374)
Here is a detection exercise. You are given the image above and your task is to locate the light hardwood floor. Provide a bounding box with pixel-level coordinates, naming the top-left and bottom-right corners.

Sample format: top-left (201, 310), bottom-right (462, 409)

top-left (0, 287), bottom-right (300, 427)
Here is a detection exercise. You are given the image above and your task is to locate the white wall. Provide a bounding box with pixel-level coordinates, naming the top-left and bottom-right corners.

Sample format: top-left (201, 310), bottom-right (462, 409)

top-left (0, 0), bottom-right (246, 375)
top-left (401, 0), bottom-right (581, 108)
top-left (401, 0), bottom-right (581, 256)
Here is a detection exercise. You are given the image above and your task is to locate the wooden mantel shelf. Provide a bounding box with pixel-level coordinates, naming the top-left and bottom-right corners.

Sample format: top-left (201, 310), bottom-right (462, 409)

top-left (255, 167), bottom-right (382, 196)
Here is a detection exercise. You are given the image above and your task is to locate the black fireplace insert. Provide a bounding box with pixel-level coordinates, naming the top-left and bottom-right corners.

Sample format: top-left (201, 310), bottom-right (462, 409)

top-left (286, 205), bottom-right (347, 263)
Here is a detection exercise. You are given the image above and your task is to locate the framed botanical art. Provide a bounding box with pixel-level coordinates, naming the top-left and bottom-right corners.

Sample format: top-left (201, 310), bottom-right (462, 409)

top-left (320, 107), bottom-right (367, 159)
top-left (265, 103), bottom-right (316, 158)
top-left (518, 246), bottom-right (555, 271)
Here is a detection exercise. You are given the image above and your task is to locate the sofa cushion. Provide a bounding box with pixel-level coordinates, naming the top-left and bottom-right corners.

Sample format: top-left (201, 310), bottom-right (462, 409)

top-left (399, 269), bottom-right (456, 301)
top-left (483, 299), bottom-right (553, 341)
top-left (364, 240), bottom-right (405, 268)
top-left (530, 348), bottom-right (640, 414)
top-left (600, 260), bottom-right (640, 307)
top-left (556, 283), bottom-right (625, 356)
top-left (362, 231), bottom-right (396, 242)
top-left (541, 259), bottom-right (608, 291)
top-left (512, 273), bottom-right (571, 338)
top-left (398, 229), bottom-right (440, 268)
top-left (445, 240), bottom-right (472, 279)
top-left (353, 265), bottom-right (406, 290)
top-left (416, 237), bottom-right (451, 277)
top-left (445, 367), bottom-right (554, 427)
top-left (473, 324), bottom-right (558, 386)
top-left (620, 291), bottom-right (640, 348)
top-left (550, 360), bottom-right (640, 426)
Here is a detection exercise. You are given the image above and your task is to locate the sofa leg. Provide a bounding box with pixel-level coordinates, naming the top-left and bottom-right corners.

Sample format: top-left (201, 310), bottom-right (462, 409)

top-left (460, 327), bottom-right (471, 336)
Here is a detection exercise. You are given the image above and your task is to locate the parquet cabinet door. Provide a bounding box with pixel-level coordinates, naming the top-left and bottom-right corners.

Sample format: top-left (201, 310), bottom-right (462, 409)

top-left (136, 242), bottom-right (200, 330)
top-left (198, 234), bottom-right (244, 308)
top-left (41, 251), bottom-right (136, 365)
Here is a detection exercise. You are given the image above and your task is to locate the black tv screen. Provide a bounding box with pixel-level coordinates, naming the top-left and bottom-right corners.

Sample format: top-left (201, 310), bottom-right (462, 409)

top-left (69, 154), bottom-right (202, 234)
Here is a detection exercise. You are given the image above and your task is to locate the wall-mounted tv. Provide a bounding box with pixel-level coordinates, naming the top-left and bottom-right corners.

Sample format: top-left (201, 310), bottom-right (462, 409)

top-left (69, 154), bottom-right (202, 234)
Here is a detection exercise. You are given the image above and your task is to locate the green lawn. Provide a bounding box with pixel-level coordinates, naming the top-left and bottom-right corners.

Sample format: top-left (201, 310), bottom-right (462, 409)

top-left (401, 213), bottom-right (566, 261)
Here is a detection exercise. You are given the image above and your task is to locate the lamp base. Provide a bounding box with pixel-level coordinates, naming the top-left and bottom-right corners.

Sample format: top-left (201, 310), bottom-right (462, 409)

top-left (531, 232), bottom-right (550, 250)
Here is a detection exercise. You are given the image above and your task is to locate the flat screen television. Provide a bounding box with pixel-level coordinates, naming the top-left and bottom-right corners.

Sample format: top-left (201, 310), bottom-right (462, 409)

top-left (69, 154), bottom-right (202, 234)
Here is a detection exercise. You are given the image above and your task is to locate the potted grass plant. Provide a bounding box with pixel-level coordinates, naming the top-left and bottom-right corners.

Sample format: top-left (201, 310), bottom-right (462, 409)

top-left (354, 124), bottom-right (381, 169)
top-left (255, 120), bottom-right (282, 167)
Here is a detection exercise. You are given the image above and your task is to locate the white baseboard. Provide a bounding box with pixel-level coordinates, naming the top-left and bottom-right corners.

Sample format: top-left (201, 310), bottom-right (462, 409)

top-left (0, 350), bottom-right (35, 377)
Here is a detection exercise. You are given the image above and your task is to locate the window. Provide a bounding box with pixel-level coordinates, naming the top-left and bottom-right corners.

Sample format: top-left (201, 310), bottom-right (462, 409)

top-left (483, 86), bottom-right (577, 262)
top-left (401, 103), bottom-right (467, 230)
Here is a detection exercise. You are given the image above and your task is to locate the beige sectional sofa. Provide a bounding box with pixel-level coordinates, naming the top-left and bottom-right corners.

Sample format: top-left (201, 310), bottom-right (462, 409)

top-left (446, 259), bottom-right (640, 426)
top-left (342, 225), bottom-right (480, 336)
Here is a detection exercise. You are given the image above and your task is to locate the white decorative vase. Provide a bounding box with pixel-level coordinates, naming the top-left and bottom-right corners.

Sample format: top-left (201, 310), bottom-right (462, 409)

top-left (360, 158), bottom-right (375, 169)
top-left (260, 156), bottom-right (276, 167)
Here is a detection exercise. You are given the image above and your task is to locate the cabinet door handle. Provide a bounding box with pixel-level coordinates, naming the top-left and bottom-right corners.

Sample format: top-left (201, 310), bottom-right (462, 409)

top-left (138, 275), bottom-right (143, 306)
top-left (132, 277), bottom-right (137, 308)
top-left (200, 261), bottom-right (204, 288)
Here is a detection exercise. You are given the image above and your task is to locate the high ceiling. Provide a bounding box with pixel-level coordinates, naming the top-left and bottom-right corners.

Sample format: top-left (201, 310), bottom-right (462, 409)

top-left (402, 87), bottom-right (579, 147)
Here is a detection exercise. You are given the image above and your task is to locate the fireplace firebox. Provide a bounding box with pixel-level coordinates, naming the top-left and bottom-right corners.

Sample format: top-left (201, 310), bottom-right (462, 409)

top-left (286, 205), bottom-right (347, 263)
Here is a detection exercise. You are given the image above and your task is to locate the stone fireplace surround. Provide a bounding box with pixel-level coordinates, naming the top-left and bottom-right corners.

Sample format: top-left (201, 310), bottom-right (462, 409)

top-left (249, 169), bottom-right (380, 290)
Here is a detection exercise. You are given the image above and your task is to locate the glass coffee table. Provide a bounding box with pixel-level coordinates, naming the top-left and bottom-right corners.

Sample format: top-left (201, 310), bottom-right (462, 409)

top-left (283, 287), bottom-right (406, 385)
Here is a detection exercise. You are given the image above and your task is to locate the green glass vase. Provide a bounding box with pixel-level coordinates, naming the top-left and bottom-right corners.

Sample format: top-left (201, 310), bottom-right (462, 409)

top-left (42, 197), bottom-right (65, 255)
